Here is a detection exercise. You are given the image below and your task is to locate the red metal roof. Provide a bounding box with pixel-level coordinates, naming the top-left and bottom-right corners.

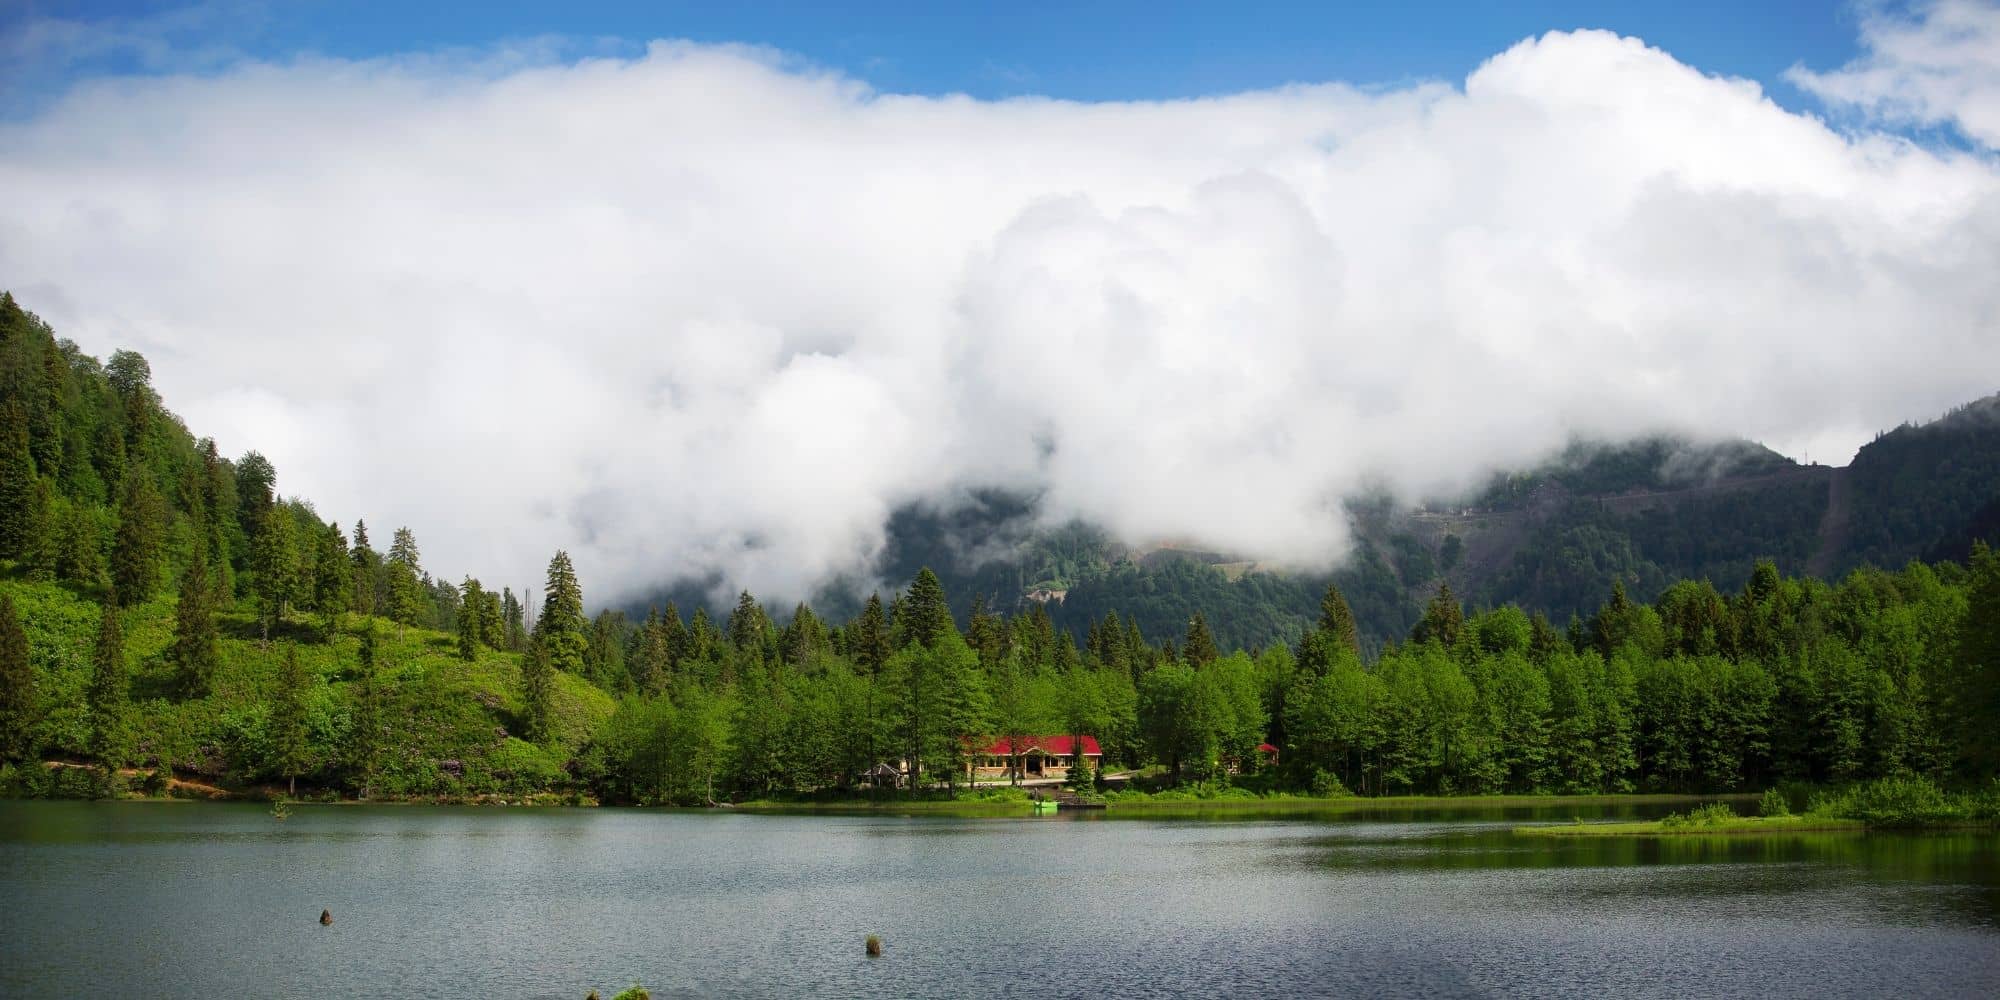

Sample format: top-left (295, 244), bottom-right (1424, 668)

top-left (1258, 743), bottom-right (1279, 754)
top-left (977, 735), bottom-right (1102, 757)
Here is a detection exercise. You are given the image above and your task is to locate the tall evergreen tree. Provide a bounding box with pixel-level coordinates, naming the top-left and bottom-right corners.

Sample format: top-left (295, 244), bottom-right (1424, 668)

top-left (270, 644), bottom-right (312, 796)
top-left (313, 522), bottom-right (349, 639)
top-left (1184, 611), bottom-right (1219, 666)
top-left (1959, 541), bottom-right (2000, 770)
top-left (1412, 582), bottom-right (1466, 648)
top-left (535, 551), bottom-right (587, 674)
top-left (110, 467), bottom-right (165, 606)
top-left (458, 578), bottom-right (485, 661)
top-left (0, 594), bottom-right (36, 763)
top-left (521, 636), bottom-right (555, 743)
top-left (0, 402), bottom-right (36, 560)
top-left (346, 624), bottom-right (384, 798)
top-left (253, 505), bottom-right (299, 643)
top-left (170, 552), bottom-right (221, 698)
top-left (901, 568), bottom-right (954, 648)
top-left (852, 593), bottom-right (891, 676)
top-left (88, 598), bottom-right (129, 768)
top-left (235, 450), bottom-right (276, 545)
top-left (1317, 584), bottom-right (1361, 657)
top-left (385, 527), bottom-right (424, 640)
top-left (349, 519), bottom-right (379, 618)
top-left (728, 590), bottom-right (767, 656)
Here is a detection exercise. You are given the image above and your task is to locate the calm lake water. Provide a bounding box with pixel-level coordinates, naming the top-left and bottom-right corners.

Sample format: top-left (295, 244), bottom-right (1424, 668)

top-left (3, 801), bottom-right (1999, 999)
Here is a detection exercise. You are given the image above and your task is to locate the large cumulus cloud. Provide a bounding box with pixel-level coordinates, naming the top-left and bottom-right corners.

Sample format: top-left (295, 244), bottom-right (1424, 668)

top-left (2, 15), bottom-right (1997, 605)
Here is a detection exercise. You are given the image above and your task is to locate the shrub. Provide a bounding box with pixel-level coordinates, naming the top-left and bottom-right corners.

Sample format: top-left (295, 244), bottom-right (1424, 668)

top-left (611, 986), bottom-right (651, 1000)
top-left (1660, 802), bottom-right (1736, 829)
top-left (1309, 770), bottom-right (1353, 799)
top-left (1759, 787), bottom-right (1791, 818)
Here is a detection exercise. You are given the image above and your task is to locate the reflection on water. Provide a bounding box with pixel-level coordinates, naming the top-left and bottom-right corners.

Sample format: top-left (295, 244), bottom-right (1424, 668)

top-left (1, 801), bottom-right (1997, 999)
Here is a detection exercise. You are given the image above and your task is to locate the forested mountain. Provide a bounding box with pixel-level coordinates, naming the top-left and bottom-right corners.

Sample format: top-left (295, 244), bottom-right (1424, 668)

top-left (847, 401), bottom-right (2000, 655)
top-left (3, 289), bottom-right (1998, 807)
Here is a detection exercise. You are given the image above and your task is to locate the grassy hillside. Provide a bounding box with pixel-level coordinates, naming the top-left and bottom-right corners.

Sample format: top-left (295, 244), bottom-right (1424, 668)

top-left (0, 567), bottom-right (613, 799)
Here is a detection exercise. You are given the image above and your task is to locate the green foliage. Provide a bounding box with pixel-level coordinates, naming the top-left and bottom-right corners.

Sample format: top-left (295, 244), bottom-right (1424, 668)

top-left (0, 593), bottom-right (35, 762)
top-left (1657, 802), bottom-right (1737, 829)
top-left (1759, 787), bottom-right (1791, 817)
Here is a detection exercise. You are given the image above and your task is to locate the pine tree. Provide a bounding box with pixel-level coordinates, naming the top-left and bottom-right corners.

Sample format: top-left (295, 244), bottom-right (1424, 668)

top-left (385, 527), bottom-right (423, 640)
top-left (313, 522), bottom-right (349, 639)
top-left (349, 519), bottom-right (378, 618)
top-left (901, 568), bottom-right (954, 648)
top-left (1184, 611), bottom-right (1218, 666)
top-left (535, 551), bottom-right (587, 674)
top-left (0, 402), bottom-right (39, 560)
top-left (728, 590), bottom-right (767, 656)
top-left (347, 624), bottom-right (384, 798)
top-left (458, 578), bottom-right (485, 661)
top-left (170, 552), bottom-right (221, 698)
top-left (521, 636), bottom-right (555, 743)
top-left (1317, 584), bottom-right (1360, 656)
top-left (500, 587), bottom-right (524, 651)
top-left (234, 450), bottom-right (276, 545)
top-left (253, 505), bottom-right (298, 643)
top-left (88, 597), bottom-right (129, 768)
top-left (110, 467), bottom-right (165, 606)
top-left (1960, 542), bottom-right (2000, 770)
top-left (0, 594), bottom-right (36, 763)
top-left (853, 594), bottom-right (891, 675)
top-left (270, 644), bottom-right (312, 796)
top-left (1412, 582), bottom-right (1465, 648)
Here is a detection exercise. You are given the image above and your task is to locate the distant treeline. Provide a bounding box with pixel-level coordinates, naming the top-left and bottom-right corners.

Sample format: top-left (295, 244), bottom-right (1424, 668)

top-left (2, 290), bottom-right (1998, 805)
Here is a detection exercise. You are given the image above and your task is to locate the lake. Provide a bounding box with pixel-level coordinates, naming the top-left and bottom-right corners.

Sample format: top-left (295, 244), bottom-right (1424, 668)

top-left (2, 800), bottom-right (1998, 998)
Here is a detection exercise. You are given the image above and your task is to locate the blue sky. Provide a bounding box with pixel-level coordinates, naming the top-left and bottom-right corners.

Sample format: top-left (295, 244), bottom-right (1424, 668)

top-left (5, 1), bottom-right (1872, 111)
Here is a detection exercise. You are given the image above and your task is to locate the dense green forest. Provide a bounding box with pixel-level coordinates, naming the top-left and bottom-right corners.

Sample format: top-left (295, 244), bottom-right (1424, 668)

top-left (3, 290), bottom-right (1999, 805)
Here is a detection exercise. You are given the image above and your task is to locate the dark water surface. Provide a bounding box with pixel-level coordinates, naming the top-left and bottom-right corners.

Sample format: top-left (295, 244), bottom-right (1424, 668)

top-left (3, 801), bottom-right (1999, 998)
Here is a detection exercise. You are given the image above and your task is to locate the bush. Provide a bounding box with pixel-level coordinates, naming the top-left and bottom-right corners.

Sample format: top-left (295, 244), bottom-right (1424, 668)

top-left (1309, 770), bottom-right (1353, 799)
top-left (1660, 802), bottom-right (1736, 829)
top-left (1811, 776), bottom-right (1960, 827)
top-left (1759, 787), bottom-right (1791, 818)
top-left (611, 986), bottom-right (651, 1000)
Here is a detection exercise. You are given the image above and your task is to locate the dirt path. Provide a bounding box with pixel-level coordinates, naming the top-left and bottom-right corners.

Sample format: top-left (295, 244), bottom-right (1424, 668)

top-left (1808, 466), bottom-right (1853, 578)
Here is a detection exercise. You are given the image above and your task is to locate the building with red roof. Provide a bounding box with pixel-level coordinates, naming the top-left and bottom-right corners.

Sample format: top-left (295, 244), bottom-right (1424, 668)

top-left (967, 734), bottom-right (1103, 781)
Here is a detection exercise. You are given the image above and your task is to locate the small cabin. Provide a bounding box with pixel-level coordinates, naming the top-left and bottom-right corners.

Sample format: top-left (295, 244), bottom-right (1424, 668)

top-left (966, 735), bottom-right (1103, 781)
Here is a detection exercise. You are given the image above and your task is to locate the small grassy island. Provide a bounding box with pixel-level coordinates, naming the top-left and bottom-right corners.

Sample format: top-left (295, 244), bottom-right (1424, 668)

top-left (1516, 778), bottom-right (2000, 837)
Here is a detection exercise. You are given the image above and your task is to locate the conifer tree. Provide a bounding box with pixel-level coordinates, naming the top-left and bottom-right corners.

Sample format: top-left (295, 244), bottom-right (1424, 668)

top-left (458, 578), bottom-right (485, 661)
top-left (253, 505), bottom-right (298, 643)
top-left (1960, 541), bottom-right (2000, 769)
top-left (852, 594), bottom-right (891, 676)
top-left (349, 519), bottom-right (378, 618)
top-left (728, 590), bottom-right (767, 655)
top-left (347, 624), bottom-right (384, 798)
top-left (661, 601), bottom-right (689, 666)
top-left (901, 568), bottom-right (953, 648)
top-left (500, 587), bottom-right (524, 651)
top-left (1184, 611), bottom-right (1219, 666)
top-left (170, 552), bottom-right (221, 698)
top-left (313, 522), bottom-right (349, 639)
top-left (521, 636), bottom-right (555, 743)
top-left (1412, 582), bottom-right (1465, 648)
top-left (535, 551), bottom-right (587, 674)
top-left (270, 644), bottom-right (311, 796)
top-left (385, 527), bottom-right (424, 640)
top-left (110, 467), bottom-right (164, 606)
top-left (234, 450), bottom-right (276, 545)
top-left (0, 402), bottom-right (38, 560)
top-left (1317, 584), bottom-right (1361, 656)
top-left (89, 597), bottom-right (129, 768)
top-left (0, 594), bottom-right (36, 763)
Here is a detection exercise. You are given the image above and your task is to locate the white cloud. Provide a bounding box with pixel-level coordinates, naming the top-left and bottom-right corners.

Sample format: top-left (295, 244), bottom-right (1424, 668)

top-left (1789, 0), bottom-right (2000, 148)
top-left (1, 28), bottom-right (1996, 606)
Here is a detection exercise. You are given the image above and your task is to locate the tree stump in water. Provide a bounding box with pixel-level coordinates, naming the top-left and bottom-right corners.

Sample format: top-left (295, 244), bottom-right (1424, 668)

top-left (319, 909), bottom-right (333, 926)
